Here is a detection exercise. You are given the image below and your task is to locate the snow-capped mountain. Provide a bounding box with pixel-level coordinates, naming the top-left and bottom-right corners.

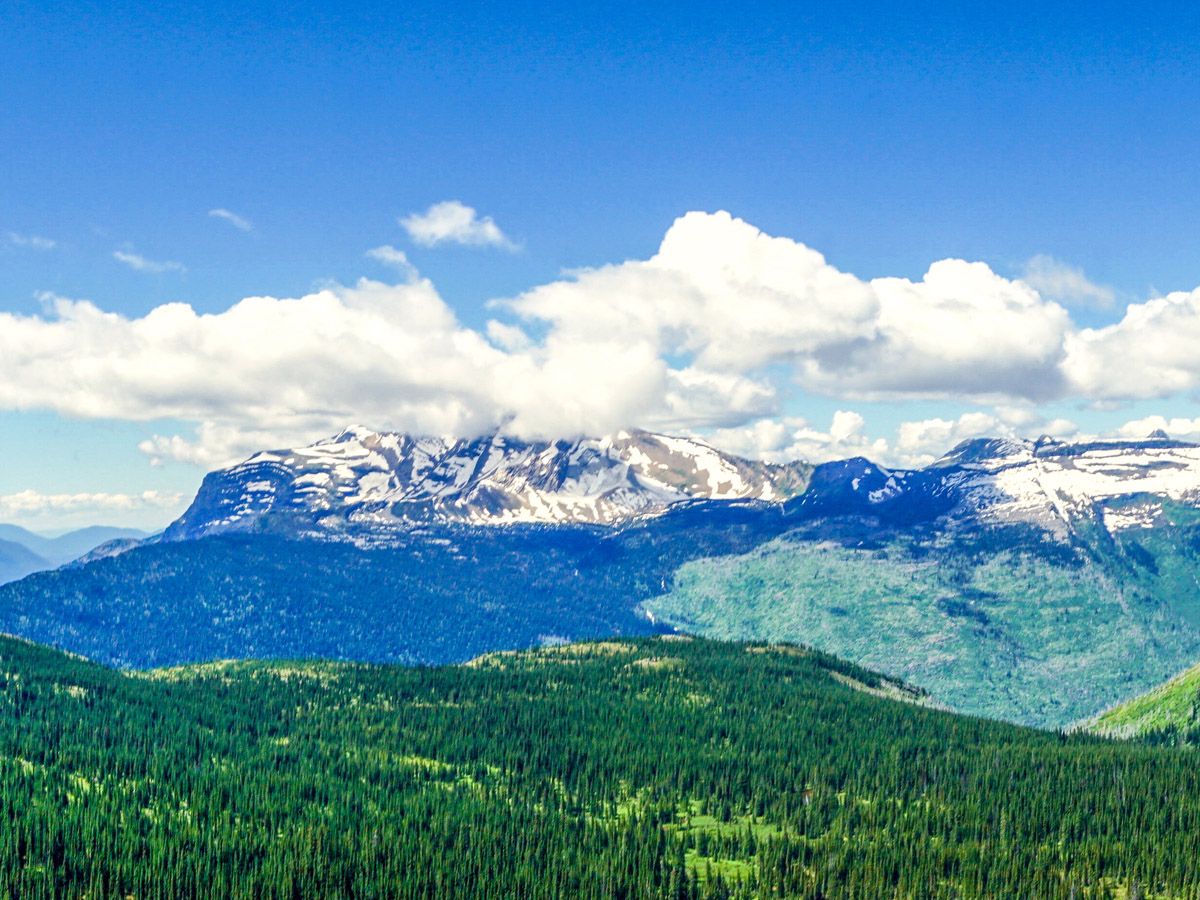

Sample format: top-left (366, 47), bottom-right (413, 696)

top-left (164, 427), bottom-right (1200, 546)
top-left (164, 427), bottom-right (813, 542)
top-left (796, 431), bottom-right (1200, 537)
top-left (932, 432), bottom-right (1200, 535)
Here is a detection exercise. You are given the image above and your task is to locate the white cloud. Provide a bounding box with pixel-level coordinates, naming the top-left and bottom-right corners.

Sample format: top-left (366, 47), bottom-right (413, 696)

top-left (485, 320), bottom-right (532, 352)
top-left (1, 280), bottom-right (507, 447)
top-left (113, 249), bottom-right (186, 274)
top-left (400, 200), bottom-right (516, 249)
top-left (512, 212), bottom-right (1072, 403)
top-left (1063, 289), bottom-right (1200, 400)
top-left (365, 245), bottom-right (419, 281)
top-left (4, 232), bottom-right (56, 251)
top-left (798, 260), bottom-right (1072, 402)
top-left (707, 408), bottom-right (1084, 470)
top-left (0, 489), bottom-right (184, 532)
top-left (138, 422), bottom-right (310, 469)
top-left (1, 210), bottom-right (1198, 470)
top-left (208, 208), bottom-right (253, 232)
top-left (1115, 415), bottom-right (1200, 442)
top-left (894, 413), bottom-right (1010, 466)
top-left (0, 489), bottom-right (181, 517)
top-left (1020, 254), bottom-right (1115, 309)
top-left (706, 411), bottom-right (888, 465)
top-left (893, 411), bottom-right (1081, 467)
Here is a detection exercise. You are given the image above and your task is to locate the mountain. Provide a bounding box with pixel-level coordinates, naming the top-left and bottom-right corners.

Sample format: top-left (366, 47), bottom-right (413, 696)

top-left (647, 433), bottom-right (1200, 725)
top-left (167, 427), bottom-right (1200, 547)
top-left (0, 538), bottom-right (49, 585)
top-left (2, 633), bottom-right (1199, 897)
top-left (0, 523), bottom-right (151, 568)
top-left (5, 429), bottom-right (1200, 726)
top-left (0, 501), bottom-right (788, 668)
top-left (0, 524), bottom-right (151, 587)
top-left (927, 432), bottom-right (1200, 533)
top-left (163, 427), bottom-right (812, 542)
top-left (786, 431), bottom-right (1200, 533)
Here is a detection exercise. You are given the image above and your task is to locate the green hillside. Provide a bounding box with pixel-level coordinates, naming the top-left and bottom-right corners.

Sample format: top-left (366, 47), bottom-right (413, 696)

top-left (1090, 661), bottom-right (1200, 743)
top-left (643, 517), bottom-right (1200, 727)
top-left (1, 635), bottom-right (1200, 897)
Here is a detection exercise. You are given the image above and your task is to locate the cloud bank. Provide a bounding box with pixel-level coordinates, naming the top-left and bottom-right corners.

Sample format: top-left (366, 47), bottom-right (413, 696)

top-left (1, 211), bottom-right (1196, 468)
top-left (0, 489), bottom-right (183, 532)
top-left (0, 489), bottom-right (181, 517)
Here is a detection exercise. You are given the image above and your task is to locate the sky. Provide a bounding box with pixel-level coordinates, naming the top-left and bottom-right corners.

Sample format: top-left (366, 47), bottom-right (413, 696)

top-left (3, 1), bottom-right (1200, 531)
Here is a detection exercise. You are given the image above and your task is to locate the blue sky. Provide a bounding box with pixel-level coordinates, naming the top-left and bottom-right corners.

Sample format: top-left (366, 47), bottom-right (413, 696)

top-left (3, 1), bottom-right (1200, 531)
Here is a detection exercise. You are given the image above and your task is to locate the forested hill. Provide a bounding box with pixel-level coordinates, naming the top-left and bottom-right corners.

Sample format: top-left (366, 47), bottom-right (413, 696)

top-left (1089, 660), bottom-right (1200, 745)
top-left (2, 635), bottom-right (1200, 897)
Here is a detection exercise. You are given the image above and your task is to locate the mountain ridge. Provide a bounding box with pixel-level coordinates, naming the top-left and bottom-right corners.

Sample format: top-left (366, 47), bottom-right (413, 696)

top-left (0, 524), bottom-right (152, 564)
top-left (160, 426), bottom-right (1200, 547)
top-left (163, 427), bottom-right (813, 544)
top-left (0, 524), bottom-right (152, 585)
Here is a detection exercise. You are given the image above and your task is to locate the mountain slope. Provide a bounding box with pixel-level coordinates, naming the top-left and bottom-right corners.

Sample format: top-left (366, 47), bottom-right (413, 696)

top-left (2, 633), bottom-right (1200, 897)
top-left (645, 436), bottom-right (1200, 727)
top-left (0, 499), bottom-right (797, 668)
top-left (643, 520), bottom-right (1193, 727)
top-left (0, 538), bottom-right (49, 585)
top-left (1088, 661), bottom-right (1200, 742)
top-left (164, 427), bottom-right (812, 542)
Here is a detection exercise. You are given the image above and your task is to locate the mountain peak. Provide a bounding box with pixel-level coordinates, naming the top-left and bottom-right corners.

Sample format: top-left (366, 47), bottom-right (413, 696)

top-left (932, 437), bottom-right (1034, 469)
top-left (331, 424), bottom-right (378, 443)
top-left (165, 427), bottom-right (814, 543)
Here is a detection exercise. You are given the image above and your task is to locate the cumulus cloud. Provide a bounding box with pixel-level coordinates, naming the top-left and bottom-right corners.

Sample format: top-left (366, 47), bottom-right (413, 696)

top-left (800, 260), bottom-right (1072, 401)
top-left (893, 411), bottom-right (1080, 467)
top-left (1020, 254), bottom-right (1115, 309)
top-left (705, 408), bottom-right (1085, 470)
top-left (1, 209), bottom-right (1197, 469)
top-left (400, 200), bottom-right (516, 249)
top-left (706, 411), bottom-right (889, 465)
top-left (3, 232), bottom-right (56, 251)
top-left (510, 212), bottom-right (1073, 403)
top-left (2, 280), bottom-right (505, 448)
top-left (1063, 289), bottom-right (1200, 400)
top-left (208, 208), bottom-right (254, 232)
top-left (1116, 415), bottom-right (1200, 442)
top-left (113, 249), bottom-right (186, 274)
top-left (137, 422), bottom-right (328, 469)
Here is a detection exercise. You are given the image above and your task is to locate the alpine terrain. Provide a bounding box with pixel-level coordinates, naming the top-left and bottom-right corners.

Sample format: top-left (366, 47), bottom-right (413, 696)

top-left (163, 427), bottom-right (812, 540)
top-left (4, 428), bottom-right (1200, 727)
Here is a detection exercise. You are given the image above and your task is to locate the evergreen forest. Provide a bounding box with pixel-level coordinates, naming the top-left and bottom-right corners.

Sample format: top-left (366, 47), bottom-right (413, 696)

top-left (0, 634), bottom-right (1197, 898)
